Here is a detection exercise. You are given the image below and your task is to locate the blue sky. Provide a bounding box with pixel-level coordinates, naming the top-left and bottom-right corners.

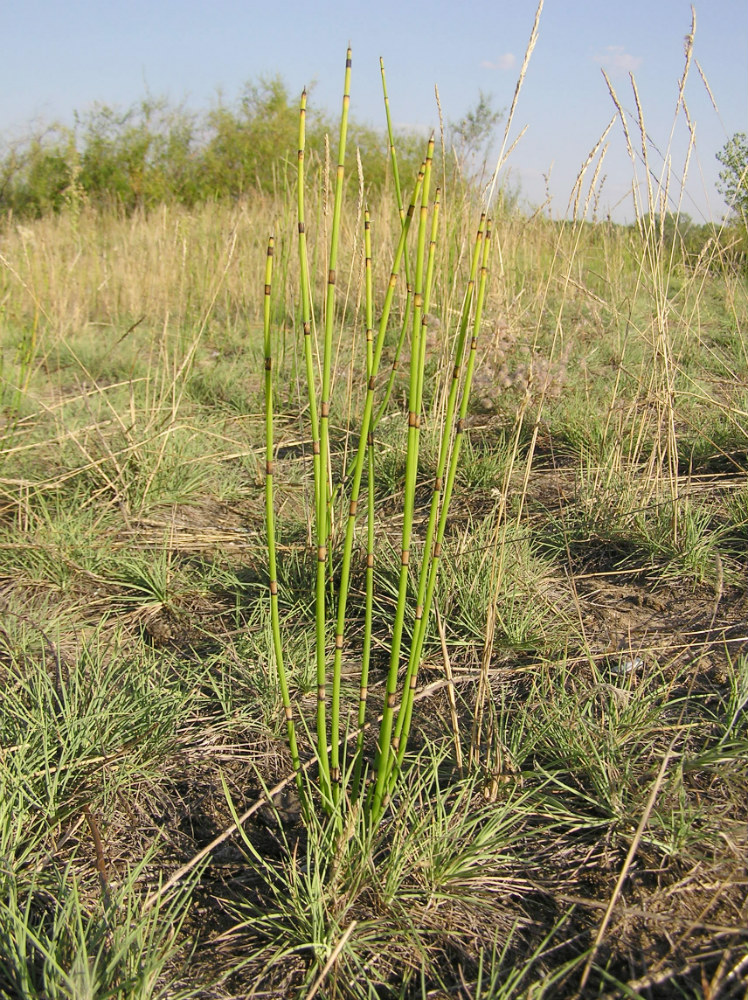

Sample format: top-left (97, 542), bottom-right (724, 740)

top-left (2, 0), bottom-right (745, 222)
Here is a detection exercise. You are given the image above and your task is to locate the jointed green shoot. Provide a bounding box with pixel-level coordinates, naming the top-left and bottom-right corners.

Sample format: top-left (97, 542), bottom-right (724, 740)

top-left (392, 217), bottom-right (492, 782)
top-left (263, 235), bottom-right (301, 784)
top-left (369, 138), bottom-right (436, 819)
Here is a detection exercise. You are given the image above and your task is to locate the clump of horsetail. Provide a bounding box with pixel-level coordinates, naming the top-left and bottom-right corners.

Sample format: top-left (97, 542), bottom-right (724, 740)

top-left (263, 49), bottom-right (492, 831)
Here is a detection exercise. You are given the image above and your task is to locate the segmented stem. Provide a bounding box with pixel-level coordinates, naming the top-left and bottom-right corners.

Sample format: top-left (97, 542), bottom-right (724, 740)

top-left (393, 219), bottom-right (492, 777)
top-left (329, 165), bottom-right (423, 800)
top-left (317, 49), bottom-right (351, 804)
top-left (370, 138), bottom-right (434, 820)
top-left (264, 236), bottom-right (302, 784)
top-left (351, 209), bottom-right (375, 801)
top-left (297, 89), bottom-right (321, 485)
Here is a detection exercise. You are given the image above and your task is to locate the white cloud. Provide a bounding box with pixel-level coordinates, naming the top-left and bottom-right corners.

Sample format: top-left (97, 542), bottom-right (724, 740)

top-left (594, 45), bottom-right (643, 73)
top-left (480, 54), bottom-right (516, 72)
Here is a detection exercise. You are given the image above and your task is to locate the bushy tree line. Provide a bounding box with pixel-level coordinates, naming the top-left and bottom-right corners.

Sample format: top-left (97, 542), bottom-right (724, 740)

top-left (4, 77), bottom-right (744, 271)
top-left (717, 133), bottom-right (748, 219)
top-left (715, 132), bottom-right (748, 263)
top-left (650, 212), bottom-right (745, 268)
top-left (627, 136), bottom-right (748, 272)
top-left (0, 77), bottom-right (428, 217)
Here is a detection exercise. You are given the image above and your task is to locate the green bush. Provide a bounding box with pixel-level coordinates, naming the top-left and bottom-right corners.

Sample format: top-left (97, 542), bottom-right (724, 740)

top-left (0, 77), bottom-right (426, 217)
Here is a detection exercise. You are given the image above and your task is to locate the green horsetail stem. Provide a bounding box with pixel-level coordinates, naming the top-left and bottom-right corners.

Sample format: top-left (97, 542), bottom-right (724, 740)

top-left (263, 236), bottom-right (302, 785)
top-left (369, 138), bottom-right (434, 820)
top-left (347, 208), bottom-right (372, 802)
top-left (369, 163), bottom-right (424, 434)
top-left (297, 95), bottom-right (327, 767)
top-left (329, 162), bottom-right (424, 506)
top-left (390, 219), bottom-right (491, 782)
top-left (361, 209), bottom-right (375, 767)
top-left (297, 89), bottom-right (321, 488)
top-left (351, 213), bottom-right (376, 799)
top-left (372, 295), bottom-right (412, 431)
top-left (380, 58), bottom-right (412, 292)
top-left (364, 212), bottom-right (374, 393)
top-left (385, 190), bottom-right (449, 759)
top-left (315, 48), bottom-right (352, 804)
top-left (391, 215), bottom-right (486, 744)
top-left (328, 164), bottom-right (424, 801)
top-left (370, 163), bottom-right (424, 430)
top-left (380, 58), bottom-right (404, 223)
top-left (326, 156), bottom-right (424, 546)
top-left (382, 189), bottom-right (447, 801)
top-left (370, 70), bottom-right (433, 437)
top-left (413, 187), bottom-right (440, 459)
top-left (393, 219), bottom-right (493, 776)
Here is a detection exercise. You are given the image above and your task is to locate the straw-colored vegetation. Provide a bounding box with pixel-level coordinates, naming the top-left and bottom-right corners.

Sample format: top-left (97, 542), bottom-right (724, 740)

top-left (1, 21), bottom-right (747, 1000)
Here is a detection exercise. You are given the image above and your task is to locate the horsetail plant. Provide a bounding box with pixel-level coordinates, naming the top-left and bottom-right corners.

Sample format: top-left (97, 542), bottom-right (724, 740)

top-left (371, 57), bottom-right (416, 429)
top-left (263, 236), bottom-right (302, 790)
top-left (264, 48), bottom-right (492, 834)
top-left (390, 218), bottom-right (492, 794)
top-left (368, 139), bottom-right (436, 820)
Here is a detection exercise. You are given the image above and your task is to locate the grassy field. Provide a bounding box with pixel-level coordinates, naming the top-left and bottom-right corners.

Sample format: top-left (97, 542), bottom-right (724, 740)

top-left (1, 146), bottom-right (748, 1000)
